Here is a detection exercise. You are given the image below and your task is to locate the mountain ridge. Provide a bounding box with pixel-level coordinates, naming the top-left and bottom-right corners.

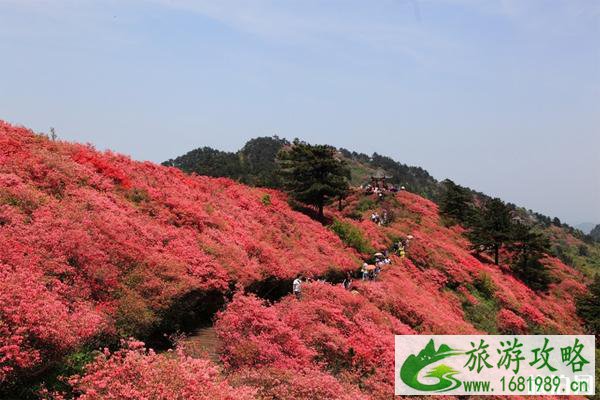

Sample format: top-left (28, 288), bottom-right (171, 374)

top-left (164, 136), bottom-right (590, 236)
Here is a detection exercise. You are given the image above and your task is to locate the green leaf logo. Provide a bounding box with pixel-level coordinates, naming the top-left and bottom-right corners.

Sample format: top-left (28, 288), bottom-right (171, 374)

top-left (400, 339), bottom-right (464, 392)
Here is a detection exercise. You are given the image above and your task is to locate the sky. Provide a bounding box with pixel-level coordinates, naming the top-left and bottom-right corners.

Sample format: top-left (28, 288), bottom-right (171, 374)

top-left (0, 0), bottom-right (599, 226)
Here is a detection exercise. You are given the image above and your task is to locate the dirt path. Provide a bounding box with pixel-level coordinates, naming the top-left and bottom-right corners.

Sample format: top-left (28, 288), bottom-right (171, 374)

top-left (179, 326), bottom-right (221, 364)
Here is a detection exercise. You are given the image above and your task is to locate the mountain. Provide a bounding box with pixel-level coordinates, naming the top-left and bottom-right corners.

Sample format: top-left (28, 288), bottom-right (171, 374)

top-left (167, 137), bottom-right (599, 273)
top-left (164, 137), bottom-right (442, 199)
top-left (0, 121), bottom-right (595, 399)
top-left (577, 222), bottom-right (598, 235)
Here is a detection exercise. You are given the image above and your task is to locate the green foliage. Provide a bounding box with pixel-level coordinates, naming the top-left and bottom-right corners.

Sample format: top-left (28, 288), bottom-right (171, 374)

top-left (277, 140), bottom-right (350, 219)
top-left (508, 223), bottom-right (553, 291)
top-left (355, 197), bottom-right (375, 212)
top-left (163, 146), bottom-right (244, 178)
top-left (261, 193), bottom-right (272, 206)
top-left (512, 253), bottom-right (553, 292)
top-left (578, 244), bottom-right (589, 257)
top-left (577, 274), bottom-right (600, 335)
top-left (577, 275), bottom-right (600, 400)
top-left (344, 210), bottom-right (363, 221)
top-left (163, 136), bottom-right (288, 188)
top-left (590, 224), bottom-right (600, 242)
top-left (467, 197), bottom-right (514, 265)
top-left (439, 179), bottom-right (473, 225)
top-left (239, 137), bottom-right (288, 187)
top-left (330, 219), bottom-right (374, 254)
top-left (125, 187), bottom-right (150, 204)
top-left (368, 153), bottom-right (441, 201)
top-left (468, 200), bottom-right (553, 292)
top-left (473, 272), bottom-right (495, 299)
top-left (461, 288), bottom-right (500, 334)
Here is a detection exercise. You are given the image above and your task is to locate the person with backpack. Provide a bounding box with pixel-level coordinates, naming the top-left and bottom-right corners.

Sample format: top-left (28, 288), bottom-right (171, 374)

top-left (293, 275), bottom-right (303, 299)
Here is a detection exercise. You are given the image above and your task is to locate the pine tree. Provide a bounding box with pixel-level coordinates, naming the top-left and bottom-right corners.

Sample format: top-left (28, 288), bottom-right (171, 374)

top-left (277, 139), bottom-right (350, 219)
top-left (577, 274), bottom-right (600, 335)
top-left (440, 179), bottom-right (472, 224)
top-left (467, 197), bottom-right (513, 265)
top-left (509, 222), bottom-right (552, 291)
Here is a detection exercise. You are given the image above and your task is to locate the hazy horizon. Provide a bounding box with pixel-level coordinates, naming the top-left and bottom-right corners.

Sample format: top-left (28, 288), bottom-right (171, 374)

top-left (1, 0), bottom-right (598, 226)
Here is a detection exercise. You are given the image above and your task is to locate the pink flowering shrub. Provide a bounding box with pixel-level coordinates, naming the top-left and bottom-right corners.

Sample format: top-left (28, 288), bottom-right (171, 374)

top-left (62, 341), bottom-right (255, 400)
top-left (228, 367), bottom-right (369, 400)
top-left (497, 308), bottom-right (528, 334)
top-left (215, 283), bottom-right (414, 399)
top-left (214, 293), bottom-right (315, 370)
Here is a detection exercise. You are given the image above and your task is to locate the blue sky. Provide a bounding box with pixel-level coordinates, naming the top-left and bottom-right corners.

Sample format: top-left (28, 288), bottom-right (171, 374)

top-left (0, 0), bottom-right (599, 225)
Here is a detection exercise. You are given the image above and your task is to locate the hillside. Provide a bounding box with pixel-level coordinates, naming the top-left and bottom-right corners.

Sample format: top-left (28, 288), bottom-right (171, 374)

top-left (0, 121), bottom-right (593, 399)
top-left (165, 137), bottom-right (598, 261)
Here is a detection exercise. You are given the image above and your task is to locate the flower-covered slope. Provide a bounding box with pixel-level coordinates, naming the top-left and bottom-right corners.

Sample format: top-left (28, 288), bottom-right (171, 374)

top-left (0, 120), bottom-right (589, 399)
top-left (0, 120), bottom-right (358, 383)
top-left (211, 191), bottom-right (588, 399)
top-left (331, 190), bottom-right (587, 335)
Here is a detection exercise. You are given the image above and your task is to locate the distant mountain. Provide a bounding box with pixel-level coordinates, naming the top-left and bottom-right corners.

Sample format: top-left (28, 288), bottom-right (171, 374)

top-left (165, 137), bottom-right (444, 201)
top-left (576, 222), bottom-right (597, 234)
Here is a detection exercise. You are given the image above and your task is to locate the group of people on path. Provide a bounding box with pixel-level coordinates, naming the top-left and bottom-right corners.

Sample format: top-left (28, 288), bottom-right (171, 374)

top-left (360, 251), bottom-right (392, 281)
top-left (292, 234), bottom-right (414, 298)
top-left (370, 209), bottom-right (389, 226)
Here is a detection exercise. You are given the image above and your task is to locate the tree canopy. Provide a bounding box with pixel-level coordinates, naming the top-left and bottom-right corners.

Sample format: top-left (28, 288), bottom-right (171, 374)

top-left (440, 179), bottom-right (473, 224)
top-left (277, 140), bottom-right (350, 219)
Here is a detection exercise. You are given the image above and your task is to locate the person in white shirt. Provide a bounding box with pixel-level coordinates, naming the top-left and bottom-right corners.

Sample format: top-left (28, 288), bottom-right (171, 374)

top-left (293, 275), bottom-right (303, 299)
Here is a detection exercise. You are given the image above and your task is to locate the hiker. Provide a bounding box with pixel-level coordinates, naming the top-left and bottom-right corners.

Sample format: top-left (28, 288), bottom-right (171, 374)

top-left (343, 272), bottom-right (353, 290)
top-left (382, 210), bottom-right (388, 224)
top-left (293, 275), bottom-right (303, 299)
top-left (361, 263), bottom-right (369, 281)
top-left (370, 212), bottom-right (380, 224)
top-left (397, 243), bottom-right (406, 258)
top-left (374, 262), bottom-right (382, 278)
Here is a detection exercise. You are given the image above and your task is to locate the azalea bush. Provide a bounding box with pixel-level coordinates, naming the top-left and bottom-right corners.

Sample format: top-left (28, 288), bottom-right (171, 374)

top-left (0, 121), bottom-right (357, 385)
top-left (56, 340), bottom-right (255, 400)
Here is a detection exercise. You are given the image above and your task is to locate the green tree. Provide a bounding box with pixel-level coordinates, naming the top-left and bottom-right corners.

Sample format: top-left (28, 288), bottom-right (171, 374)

top-left (239, 136), bottom-right (288, 187)
top-left (590, 224), bottom-right (600, 242)
top-left (440, 179), bottom-right (472, 224)
top-left (163, 147), bottom-right (243, 178)
top-left (468, 198), bottom-right (514, 265)
top-left (508, 222), bottom-right (552, 291)
top-left (577, 274), bottom-right (600, 335)
top-left (277, 139), bottom-right (350, 219)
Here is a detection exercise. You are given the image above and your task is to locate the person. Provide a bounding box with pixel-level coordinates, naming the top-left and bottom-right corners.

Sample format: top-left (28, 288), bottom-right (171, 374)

top-left (343, 272), bottom-right (353, 290)
top-left (371, 212), bottom-right (380, 224)
top-left (293, 275), bottom-right (302, 299)
top-left (398, 243), bottom-right (406, 258)
top-left (361, 263), bottom-right (369, 281)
